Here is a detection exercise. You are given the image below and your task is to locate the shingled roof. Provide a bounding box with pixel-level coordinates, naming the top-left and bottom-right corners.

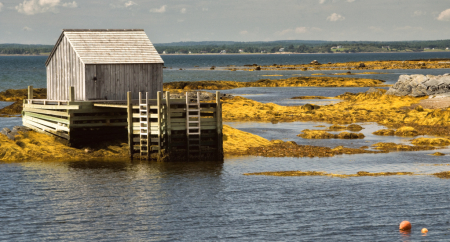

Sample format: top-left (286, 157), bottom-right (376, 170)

top-left (45, 29), bottom-right (164, 66)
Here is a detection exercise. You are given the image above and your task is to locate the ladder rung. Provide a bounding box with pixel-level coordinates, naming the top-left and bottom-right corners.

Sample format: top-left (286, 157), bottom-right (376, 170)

top-left (188, 121), bottom-right (199, 123)
top-left (188, 133), bottom-right (200, 135)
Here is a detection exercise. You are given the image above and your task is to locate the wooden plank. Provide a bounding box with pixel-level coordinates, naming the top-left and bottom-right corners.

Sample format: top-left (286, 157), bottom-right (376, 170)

top-left (127, 91), bottom-right (133, 157)
top-left (23, 121), bottom-right (70, 140)
top-left (23, 104), bottom-right (80, 110)
top-left (23, 116), bottom-right (70, 132)
top-left (93, 103), bottom-right (127, 109)
top-left (85, 65), bottom-right (95, 100)
top-left (24, 112), bottom-right (69, 124)
top-left (110, 65), bottom-right (116, 100)
top-left (23, 108), bottom-right (70, 117)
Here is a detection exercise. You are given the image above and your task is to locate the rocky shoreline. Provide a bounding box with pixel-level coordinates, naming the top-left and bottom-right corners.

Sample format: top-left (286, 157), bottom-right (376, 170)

top-left (1, 72), bottom-right (450, 162)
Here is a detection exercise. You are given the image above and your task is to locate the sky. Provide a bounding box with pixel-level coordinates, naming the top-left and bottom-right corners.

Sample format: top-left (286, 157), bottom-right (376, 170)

top-left (0, 0), bottom-right (450, 44)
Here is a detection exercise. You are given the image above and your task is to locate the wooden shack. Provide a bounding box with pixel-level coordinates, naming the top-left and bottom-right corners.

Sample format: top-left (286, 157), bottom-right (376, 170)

top-left (23, 29), bottom-right (223, 161)
top-left (45, 29), bottom-right (163, 101)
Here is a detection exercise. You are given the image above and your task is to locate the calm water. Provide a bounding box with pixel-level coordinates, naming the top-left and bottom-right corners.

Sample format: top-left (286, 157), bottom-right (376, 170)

top-left (1, 52), bottom-right (450, 91)
top-left (1, 53), bottom-right (450, 241)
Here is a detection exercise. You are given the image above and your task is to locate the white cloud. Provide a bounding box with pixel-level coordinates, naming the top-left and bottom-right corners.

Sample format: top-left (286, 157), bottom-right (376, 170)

top-left (327, 13), bottom-right (345, 21)
top-left (240, 30), bottom-right (248, 35)
top-left (150, 5), bottom-right (166, 13)
top-left (124, 1), bottom-right (136, 8)
top-left (319, 0), bottom-right (326, 4)
top-left (347, 0), bottom-right (355, 2)
top-left (0, 2), bottom-right (3, 12)
top-left (437, 9), bottom-right (450, 21)
top-left (202, 7), bottom-right (208, 11)
top-left (180, 7), bottom-right (186, 13)
top-left (295, 27), bottom-right (307, 33)
top-left (23, 26), bottom-right (32, 31)
top-left (62, 1), bottom-right (76, 8)
top-left (369, 26), bottom-right (383, 32)
top-left (277, 27), bottom-right (320, 35)
top-left (177, 19), bottom-right (184, 22)
top-left (15, 0), bottom-right (77, 15)
top-left (413, 10), bottom-right (426, 16)
top-left (395, 26), bottom-right (423, 31)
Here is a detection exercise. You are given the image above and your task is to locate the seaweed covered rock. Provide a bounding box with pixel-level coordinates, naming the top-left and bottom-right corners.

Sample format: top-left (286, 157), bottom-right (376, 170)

top-left (394, 126), bottom-right (419, 136)
top-left (346, 124), bottom-right (364, 131)
top-left (386, 74), bottom-right (450, 97)
top-left (373, 129), bottom-right (395, 136)
top-left (411, 138), bottom-right (450, 146)
top-left (298, 129), bottom-right (364, 139)
top-left (298, 130), bottom-right (335, 139)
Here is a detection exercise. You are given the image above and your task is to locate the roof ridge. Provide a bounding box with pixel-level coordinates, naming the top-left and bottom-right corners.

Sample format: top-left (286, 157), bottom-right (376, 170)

top-left (63, 29), bottom-right (144, 32)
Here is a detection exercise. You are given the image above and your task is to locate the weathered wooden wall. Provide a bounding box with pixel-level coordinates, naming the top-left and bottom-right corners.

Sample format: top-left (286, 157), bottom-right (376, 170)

top-left (47, 36), bottom-right (85, 101)
top-left (85, 63), bottom-right (163, 100)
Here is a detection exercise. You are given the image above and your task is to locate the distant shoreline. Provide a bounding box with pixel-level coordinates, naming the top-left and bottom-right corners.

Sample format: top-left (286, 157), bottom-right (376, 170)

top-left (161, 51), bottom-right (449, 56)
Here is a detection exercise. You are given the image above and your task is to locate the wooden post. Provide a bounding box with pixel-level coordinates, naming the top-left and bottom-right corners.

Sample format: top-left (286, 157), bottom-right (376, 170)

top-left (69, 86), bottom-right (75, 102)
top-left (127, 91), bottom-right (133, 157)
top-left (157, 91), bottom-right (162, 157)
top-left (216, 91), bottom-right (223, 159)
top-left (165, 91), bottom-right (171, 156)
top-left (28, 86), bottom-right (33, 100)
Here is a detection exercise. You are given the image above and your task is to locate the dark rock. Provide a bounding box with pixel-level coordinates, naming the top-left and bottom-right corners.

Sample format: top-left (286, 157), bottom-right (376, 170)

top-left (255, 66), bottom-right (261, 71)
top-left (359, 63), bottom-right (366, 68)
top-left (302, 103), bottom-right (320, 111)
top-left (12, 126), bottom-right (31, 132)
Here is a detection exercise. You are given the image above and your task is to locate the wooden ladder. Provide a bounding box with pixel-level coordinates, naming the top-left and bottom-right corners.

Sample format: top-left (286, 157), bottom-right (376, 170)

top-left (139, 92), bottom-right (150, 158)
top-left (186, 92), bottom-right (201, 158)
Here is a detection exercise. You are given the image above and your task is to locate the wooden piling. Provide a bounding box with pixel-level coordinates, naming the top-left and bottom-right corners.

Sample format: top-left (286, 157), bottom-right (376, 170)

top-left (127, 91), bottom-right (133, 157)
top-left (157, 91), bottom-right (162, 156)
top-left (28, 86), bottom-right (33, 100)
top-left (216, 91), bottom-right (223, 158)
top-left (165, 91), bottom-right (171, 155)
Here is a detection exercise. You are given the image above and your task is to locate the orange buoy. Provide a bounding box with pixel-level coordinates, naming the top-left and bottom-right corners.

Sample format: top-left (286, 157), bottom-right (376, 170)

top-left (399, 221), bottom-right (412, 231)
top-left (421, 228), bottom-right (428, 233)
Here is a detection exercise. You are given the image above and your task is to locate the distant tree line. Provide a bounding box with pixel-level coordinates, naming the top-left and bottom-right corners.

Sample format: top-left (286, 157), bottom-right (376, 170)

top-left (0, 44), bottom-right (53, 55)
top-left (154, 39), bottom-right (450, 54)
top-left (1, 39), bottom-right (449, 55)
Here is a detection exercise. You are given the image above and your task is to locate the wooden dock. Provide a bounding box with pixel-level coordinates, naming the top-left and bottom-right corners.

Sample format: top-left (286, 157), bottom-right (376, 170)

top-left (22, 86), bottom-right (223, 161)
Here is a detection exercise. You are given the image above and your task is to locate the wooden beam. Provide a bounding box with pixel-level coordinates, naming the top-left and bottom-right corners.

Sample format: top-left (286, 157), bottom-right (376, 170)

top-left (93, 103), bottom-right (128, 109)
top-left (127, 91), bottom-right (133, 157)
top-left (28, 86), bottom-right (33, 100)
top-left (216, 91), bottom-right (223, 159)
top-left (165, 91), bottom-right (171, 156)
top-left (157, 91), bottom-right (162, 156)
